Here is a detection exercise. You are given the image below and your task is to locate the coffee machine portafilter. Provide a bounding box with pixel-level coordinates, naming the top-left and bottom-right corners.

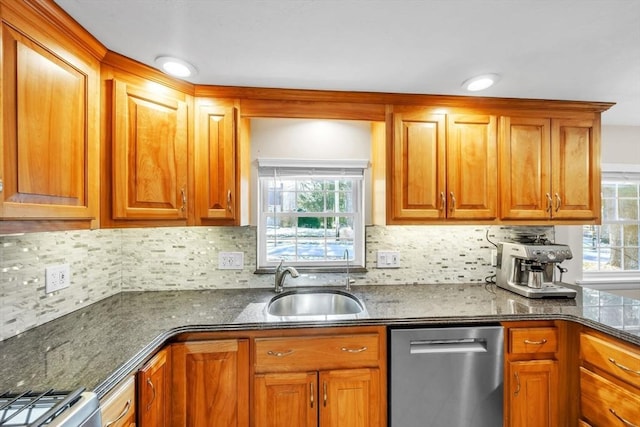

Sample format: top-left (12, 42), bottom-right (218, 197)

top-left (496, 242), bottom-right (577, 298)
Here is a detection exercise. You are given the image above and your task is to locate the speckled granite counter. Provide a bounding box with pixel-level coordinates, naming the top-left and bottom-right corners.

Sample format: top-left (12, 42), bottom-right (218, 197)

top-left (1, 284), bottom-right (639, 398)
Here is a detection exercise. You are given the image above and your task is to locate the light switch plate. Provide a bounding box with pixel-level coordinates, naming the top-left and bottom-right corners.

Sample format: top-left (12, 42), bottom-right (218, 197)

top-left (218, 252), bottom-right (244, 270)
top-left (377, 250), bottom-right (400, 268)
top-left (45, 264), bottom-right (71, 293)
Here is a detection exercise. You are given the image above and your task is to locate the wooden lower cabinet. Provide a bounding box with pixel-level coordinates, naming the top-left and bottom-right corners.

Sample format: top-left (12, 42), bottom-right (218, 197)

top-left (579, 329), bottom-right (640, 427)
top-left (254, 369), bottom-right (380, 427)
top-left (100, 375), bottom-right (136, 427)
top-left (507, 360), bottom-right (558, 427)
top-left (171, 339), bottom-right (249, 427)
top-left (138, 347), bottom-right (170, 427)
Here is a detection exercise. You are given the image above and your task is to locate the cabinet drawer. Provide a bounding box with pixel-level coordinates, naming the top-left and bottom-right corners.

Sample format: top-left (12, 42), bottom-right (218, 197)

top-left (100, 375), bottom-right (136, 427)
top-left (509, 327), bottom-right (558, 354)
top-left (580, 367), bottom-right (640, 427)
top-left (580, 333), bottom-right (640, 389)
top-left (254, 334), bottom-right (380, 372)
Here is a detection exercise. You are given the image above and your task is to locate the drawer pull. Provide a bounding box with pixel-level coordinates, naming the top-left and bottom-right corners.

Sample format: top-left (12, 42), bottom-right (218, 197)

top-left (266, 349), bottom-right (295, 357)
top-left (514, 371), bottom-right (521, 396)
top-left (341, 346), bottom-right (368, 353)
top-left (608, 358), bottom-right (640, 376)
top-left (146, 378), bottom-right (155, 411)
top-left (105, 399), bottom-right (131, 427)
top-left (609, 408), bottom-right (638, 426)
top-left (524, 338), bottom-right (547, 345)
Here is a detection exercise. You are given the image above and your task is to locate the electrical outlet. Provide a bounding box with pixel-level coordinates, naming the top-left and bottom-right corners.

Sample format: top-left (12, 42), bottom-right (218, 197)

top-left (491, 249), bottom-right (498, 267)
top-left (45, 264), bottom-right (71, 293)
top-left (218, 252), bottom-right (244, 270)
top-left (376, 250), bottom-right (400, 268)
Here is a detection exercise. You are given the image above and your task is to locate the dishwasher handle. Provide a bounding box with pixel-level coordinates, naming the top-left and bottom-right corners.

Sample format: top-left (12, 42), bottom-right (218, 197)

top-left (409, 338), bottom-right (488, 354)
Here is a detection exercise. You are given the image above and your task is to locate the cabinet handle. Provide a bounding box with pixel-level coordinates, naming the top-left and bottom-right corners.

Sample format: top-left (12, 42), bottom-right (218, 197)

top-left (146, 378), bottom-right (156, 411)
top-left (0, 178), bottom-right (3, 193)
top-left (266, 349), bottom-right (295, 357)
top-left (181, 188), bottom-right (187, 212)
top-left (608, 357), bottom-right (640, 376)
top-left (449, 192), bottom-right (456, 213)
top-left (546, 193), bottom-right (553, 213)
top-left (341, 346), bottom-right (367, 353)
top-left (227, 190), bottom-right (232, 212)
top-left (440, 192), bottom-right (446, 212)
top-left (513, 372), bottom-right (521, 396)
top-left (524, 338), bottom-right (548, 345)
top-left (104, 399), bottom-right (131, 427)
top-left (323, 381), bottom-right (327, 407)
top-left (310, 382), bottom-right (314, 408)
top-left (609, 408), bottom-right (638, 426)
top-left (555, 193), bottom-right (562, 212)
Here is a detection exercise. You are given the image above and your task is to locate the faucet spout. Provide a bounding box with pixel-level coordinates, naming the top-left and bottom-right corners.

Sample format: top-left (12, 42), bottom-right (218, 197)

top-left (274, 259), bottom-right (299, 293)
top-left (344, 249), bottom-right (355, 291)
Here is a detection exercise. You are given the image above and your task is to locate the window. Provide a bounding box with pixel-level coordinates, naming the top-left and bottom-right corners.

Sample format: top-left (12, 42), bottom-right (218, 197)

top-left (257, 159), bottom-right (366, 270)
top-left (584, 170), bottom-right (640, 275)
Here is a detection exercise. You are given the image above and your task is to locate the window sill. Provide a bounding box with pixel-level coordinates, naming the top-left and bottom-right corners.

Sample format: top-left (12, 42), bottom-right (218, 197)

top-left (254, 266), bottom-right (368, 275)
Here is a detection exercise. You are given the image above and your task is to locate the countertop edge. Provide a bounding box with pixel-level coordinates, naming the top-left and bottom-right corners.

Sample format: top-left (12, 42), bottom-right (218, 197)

top-left (93, 312), bottom-right (640, 399)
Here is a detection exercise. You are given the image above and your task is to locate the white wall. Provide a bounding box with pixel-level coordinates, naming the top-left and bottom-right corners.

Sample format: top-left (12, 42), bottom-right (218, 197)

top-left (249, 118), bottom-right (372, 225)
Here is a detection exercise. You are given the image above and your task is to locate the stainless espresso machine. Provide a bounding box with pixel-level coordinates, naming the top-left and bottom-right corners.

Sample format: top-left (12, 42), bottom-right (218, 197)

top-left (496, 241), bottom-right (577, 298)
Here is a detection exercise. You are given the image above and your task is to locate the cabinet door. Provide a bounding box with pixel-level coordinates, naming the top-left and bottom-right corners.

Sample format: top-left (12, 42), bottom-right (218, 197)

top-left (0, 21), bottom-right (99, 229)
top-left (551, 118), bottom-right (599, 220)
top-left (138, 348), bottom-right (170, 427)
top-left (112, 79), bottom-right (188, 221)
top-left (254, 372), bottom-right (317, 427)
top-left (446, 114), bottom-right (498, 220)
top-left (100, 375), bottom-right (136, 427)
top-left (194, 101), bottom-right (237, 225)
top-left (507, 360), bottom-right (558, 427)
top-left (500, 117), bottom-right (552, 220)
top-left (390, 111), bottom-right (446, 221)
top-left (171, 340), bottom-right (249, 427)
top-left (319, 368), bottom-right (381, 427)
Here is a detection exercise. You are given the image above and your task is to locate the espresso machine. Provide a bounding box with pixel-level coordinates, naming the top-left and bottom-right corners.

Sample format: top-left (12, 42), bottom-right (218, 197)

top-left (496, 241), bottom-right (577, 298)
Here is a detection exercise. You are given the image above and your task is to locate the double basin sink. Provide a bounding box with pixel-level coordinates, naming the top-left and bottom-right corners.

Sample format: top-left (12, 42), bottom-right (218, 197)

top-left (265, 288), bottom-right (368, 321)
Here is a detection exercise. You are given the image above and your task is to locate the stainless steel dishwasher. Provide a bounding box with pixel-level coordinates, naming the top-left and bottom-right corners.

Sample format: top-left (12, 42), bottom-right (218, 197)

top-left (390, 325), bottom-right (504, 427)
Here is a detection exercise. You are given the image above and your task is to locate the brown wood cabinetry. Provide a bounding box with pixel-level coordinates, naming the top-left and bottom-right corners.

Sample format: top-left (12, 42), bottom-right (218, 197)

top-left (100, 375), bottom-right (136, 427)
top-left (389, 108), bottom-right (497, 223)
top-left (194, 99), bottom-right (239, 225)
top-left (0, 1), bottom-right (102, 233)
top-left (579, 329), bottom-right (640, 426)
top-left (252, 328), bottom-right (385, 427)
top-left (503, 322), bottom-right (566, 427)
top-left (171, 339), bottom-right (249, 427)
top-left (137, 348), bottom-right (170, 427)
top-left (108, 77), bottom-right (189, 224)
top-left (500, 116), bottom-right (600, 221)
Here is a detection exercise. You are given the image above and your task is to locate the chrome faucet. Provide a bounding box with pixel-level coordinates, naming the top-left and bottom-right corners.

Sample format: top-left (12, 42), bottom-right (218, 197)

top-left (344, 249), bottom-right (355, 291)
top-left (274, 259), bottom-right (299, 293)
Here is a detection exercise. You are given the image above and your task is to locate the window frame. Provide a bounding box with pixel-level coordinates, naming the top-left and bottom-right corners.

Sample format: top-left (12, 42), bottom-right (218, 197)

top-left (582, 164), bottom-right (640, 283)
top-left (256, 158), bottom-right (367, 271)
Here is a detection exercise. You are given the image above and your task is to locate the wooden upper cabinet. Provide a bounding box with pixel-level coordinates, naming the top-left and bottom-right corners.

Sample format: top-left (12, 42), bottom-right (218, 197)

top-left (390, 111), bottom-right (446, 221)
top-left (500, 117), bottom-right (553, 220)
top-left (111, 79), bottom-right (189, 222)
top-left (0, 17), bottom-right (100, 232)
top-left (500, 116), bottom-right (599, 221)
top-left (551, 118), bottom-right (599, 220)
top-left (389, 109), bottom-right (497, 223)
top-left (194, 100), bottom-right (238, 225)
top-left (446, 114), bottom-right (497, 220)
top-left (171, 339), bottom-right (249, 427)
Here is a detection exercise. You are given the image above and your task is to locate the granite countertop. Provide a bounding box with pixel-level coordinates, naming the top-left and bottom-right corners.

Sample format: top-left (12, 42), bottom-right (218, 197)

top-left (0, 283), bottom-right (639, 398)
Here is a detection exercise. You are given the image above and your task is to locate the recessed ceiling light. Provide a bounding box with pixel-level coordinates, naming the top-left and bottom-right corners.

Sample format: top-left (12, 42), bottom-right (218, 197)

top-left (155, 56), bottom-right (197, 78)
top-left (462, 74), bottom-right (501, 92)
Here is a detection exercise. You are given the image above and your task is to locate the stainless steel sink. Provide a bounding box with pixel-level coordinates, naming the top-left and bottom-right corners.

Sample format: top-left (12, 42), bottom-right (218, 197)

top-left (265, 289), bottom-right (367, 321)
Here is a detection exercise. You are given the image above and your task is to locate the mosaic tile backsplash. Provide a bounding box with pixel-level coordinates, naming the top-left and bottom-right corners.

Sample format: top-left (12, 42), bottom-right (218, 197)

top-left (0, 225), bottom-right (552, 341)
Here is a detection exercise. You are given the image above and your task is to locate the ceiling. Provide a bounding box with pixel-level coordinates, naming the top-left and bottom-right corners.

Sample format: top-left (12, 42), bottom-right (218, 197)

top-left (54, 0), bottom-right (640, 126)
